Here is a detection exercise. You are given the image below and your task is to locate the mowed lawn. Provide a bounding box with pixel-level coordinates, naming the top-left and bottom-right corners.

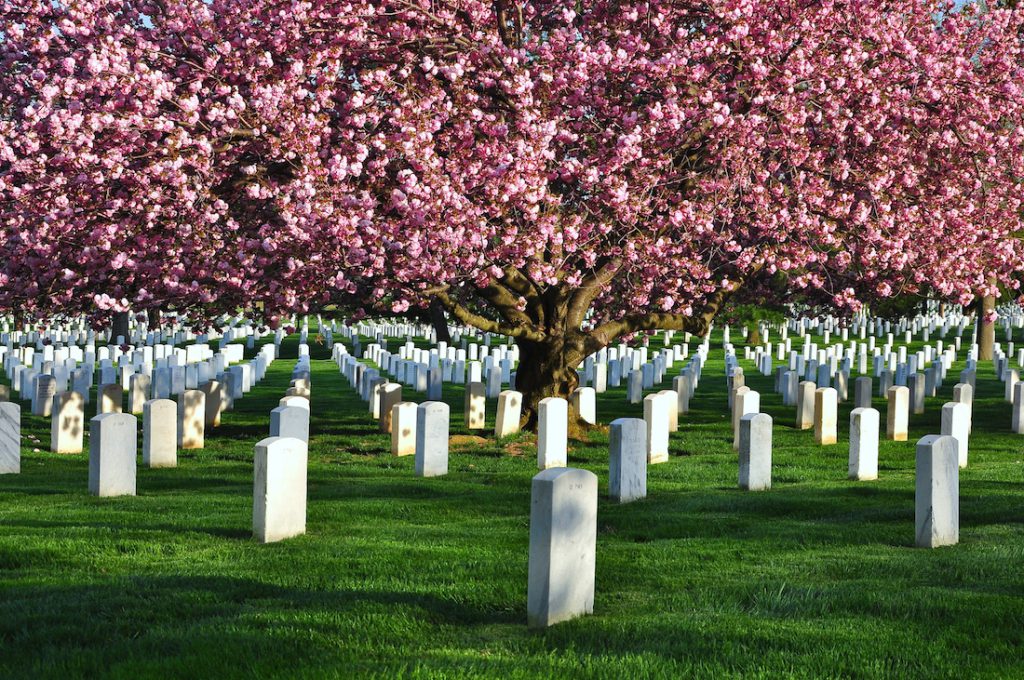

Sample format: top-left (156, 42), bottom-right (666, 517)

top-left (1, 329), bottom-right (1023, 679)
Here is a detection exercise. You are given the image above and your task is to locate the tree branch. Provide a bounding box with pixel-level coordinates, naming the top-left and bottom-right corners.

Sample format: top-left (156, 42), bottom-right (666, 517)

top-left (430, 286), bottom-right (546, 342)
top-left (566, 256), bottom-right (624, 328)
top-left (583, 277), bottom-right (744, 355)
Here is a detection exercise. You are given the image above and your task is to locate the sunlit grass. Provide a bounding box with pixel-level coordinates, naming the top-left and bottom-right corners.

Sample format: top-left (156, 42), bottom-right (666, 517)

top-left (0, 328), bottom-right (1022, 678)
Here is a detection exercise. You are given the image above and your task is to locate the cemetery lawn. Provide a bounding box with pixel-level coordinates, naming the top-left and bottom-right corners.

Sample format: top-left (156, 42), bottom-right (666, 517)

top-left (2, 332), bottom-right (1024, 679)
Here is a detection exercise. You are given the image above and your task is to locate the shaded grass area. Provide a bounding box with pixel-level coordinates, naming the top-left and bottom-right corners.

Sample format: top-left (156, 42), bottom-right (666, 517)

top-left (1, 329), bottom-right (1023, 678)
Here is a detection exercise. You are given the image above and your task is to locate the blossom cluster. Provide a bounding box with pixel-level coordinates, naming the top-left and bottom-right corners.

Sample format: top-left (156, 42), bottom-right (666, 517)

top-left (1, 0), bottom-right (1022, 329)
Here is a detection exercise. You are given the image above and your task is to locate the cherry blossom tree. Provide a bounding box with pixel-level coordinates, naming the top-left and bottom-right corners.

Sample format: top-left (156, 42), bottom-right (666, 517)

top-left (3, 0), bottom-right (1024, 426)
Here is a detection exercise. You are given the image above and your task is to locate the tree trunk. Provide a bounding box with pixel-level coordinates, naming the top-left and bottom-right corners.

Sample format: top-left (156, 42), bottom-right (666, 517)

top-left (432, 267), bottom-right (740, 436)
top-left (977, 290), bottom-right (996, 361)
top-left (111, 311), bottom-right (130, 345)
top-left (429, 298), bottom-right (452, 344)
top-left (748, 326), bottom-right (762, 346)
top-left (514, 336), bottom-right (587, 435)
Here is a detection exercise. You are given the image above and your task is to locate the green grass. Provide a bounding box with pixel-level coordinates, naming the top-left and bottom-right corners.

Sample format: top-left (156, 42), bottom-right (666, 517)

top-left (2, 329), bottom-right (1024, 679)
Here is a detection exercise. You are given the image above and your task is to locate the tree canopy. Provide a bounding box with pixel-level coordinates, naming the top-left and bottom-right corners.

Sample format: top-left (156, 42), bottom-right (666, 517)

top-left (1, 2), bottom-right (1023, 391)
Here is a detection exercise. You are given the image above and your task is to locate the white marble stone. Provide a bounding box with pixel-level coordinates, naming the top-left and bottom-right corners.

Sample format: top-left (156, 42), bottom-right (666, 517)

top-left (813, 387), bottom-right (838, 445)
top-left (608, 418), bottom-right (646, 503)
top-left (538, 397), bottom-right (568, 470)
top-left (464, 381), bottom-right (486, 430)
top-left (143, 399), bottom-right (177, 468)
top-left (527, 467), bottom-right (597, 628)
top-left (673, 373), bottom-right (691, 414)
top-left (415, 401), bottom-right (449, 477)
top-left (98, 383), bottom-right (122, 415)
top-left (571, 387), bottom-right (596, 425)
top-left (593, 363), bottom-right (607, 393)
top-left (391, 401), bottom-right (417, 457)
top-left (378, 383), bottom-right (403, 433)
top-left (848, 407), bottom-right (879, 481)
top-left (50, 391), bottom-right (84, 454)
top-left (32, 374), bottom-right (56, 417)
top-left (494, 390), bottom-right (522, 438)
top-left (129, 373), bottom-right (151, 414)
top-left (643, 391), bottom-right (671, 464)
top-left (279, 395), bottom-right (310, 410)
top-left (253, 436), bottom-right (308, 543)
top-left (941, 401), bottom-right (970, 468)
top-left (732, 388), bottom-right (760, 451)
top-left (886, 385), bottom-right (909, 441)
top-left (177, 389), bottom-right (206, 449)
top-left (854, 376), bottom-right (873, 409)
top-left (738, 412), bottom-right (772, 491)
top-left (486, 366), bottom-right (502, 399)
top-left (199, 380), bottom-right (224, 427)
top-left (0, 402), bottom-right (20, 474)
top-left (626, 369), bottom-right (643, 404)
top-left (88, 413), bottom-right (137, 496)
top-left (953, 382), bottom-right (973, 434)
top-left (1013, 381), bottom-right (1024, 436)
top-left (795, 381), bottom-right (815, 430)
top-left (908, 373), bottom-right (925, 415)
top-left (368, 378), bottom-right (387, 418)
top-left (270, 404), bottom-right (310, 443)
top-left (659, 389), bottom-right (679, 433)
top-left (915, 434), bottom-right (959, 548)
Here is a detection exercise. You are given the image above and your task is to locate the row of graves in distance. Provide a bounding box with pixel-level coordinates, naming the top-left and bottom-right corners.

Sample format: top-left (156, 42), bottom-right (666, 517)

top-left (1, 305), bottom-right (1022, 627)
top-left (330, 305), bottom-right (1019, 626)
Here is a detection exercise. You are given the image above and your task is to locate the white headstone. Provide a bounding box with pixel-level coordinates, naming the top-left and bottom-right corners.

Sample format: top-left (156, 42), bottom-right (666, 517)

top-left (270, 404), bottom-right (310, 444)
top-left (626, 369), bottom-right (643, 404)
top-left (854, 376), bottom-right (873, 409)
top-left (915, 434), bottom-right (959, 548)
top-left (732, 388), bottom-right (760, 450)
top-left (379, 383), bottom-right (403, 433)
top-left (0, 403), bottom-right (20, 474)
top-left (50, 391), bottom-right (84, 454)
top-left (129, 373), bottom-right (151, 415)
top-left (886, 386), bottom-right (909, 441)
top-left (571, 387), bottom-right (596, 425)
top-left (941, 401), bottom-right (970, 468)
top-left (738, 412), bottom-right (772, 491)
top-left (199, 380), bottom-right (224, 427)
top-left (643, 392), bottom-right (670, 464)
top-left (177, 389), bottom-right (206, 449)
top-left (143, 399), bottom-right (177, 468)
top-left (464, 382), bottom-right (486, 430)
top-left (527, 467), bottom-right (597, 628)
top-left (415, 401), bottom-right (449, 477)
top-left (88, 413), bottom-right (137, 496)
top-left (848, 407), bottom-right (879, 481)
top-left (98, 383), bottom-right (122, 415)
top-left (495, 390), bottom-right (522, 438)
top-left (391, 401), bottom-right (417, 457)
top-left (608, 418), bottom-right (646, 503)
top-left (813, 387), bottom-right (838, 445)
top-left (253, 436), bottom-right (308, 543)
top-left (795, 381), bottom-right (815, 430)
top-left (32, 374), bottom-right (57, 417)
top-left (537, 397), bottom-right (568, 470)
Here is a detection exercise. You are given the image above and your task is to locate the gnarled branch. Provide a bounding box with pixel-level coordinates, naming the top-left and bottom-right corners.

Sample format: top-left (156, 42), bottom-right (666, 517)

top-left (583, 277), bottom-right (744, 355)
top-left (429, 285), bottom-right (546, 342)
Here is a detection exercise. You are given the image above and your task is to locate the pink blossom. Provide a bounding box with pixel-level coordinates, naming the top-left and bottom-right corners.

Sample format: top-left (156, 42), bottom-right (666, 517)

top-left (0, 0), bottom-right (1020, 335)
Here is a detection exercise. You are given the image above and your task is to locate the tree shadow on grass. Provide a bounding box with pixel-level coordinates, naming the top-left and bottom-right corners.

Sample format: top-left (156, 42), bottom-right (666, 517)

top-left (597, 483), bottom-right (1024, 549)
top-left (0, 575), bottom-right (522, 678)
top-left (3, 517), bottom-right (253, 541)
